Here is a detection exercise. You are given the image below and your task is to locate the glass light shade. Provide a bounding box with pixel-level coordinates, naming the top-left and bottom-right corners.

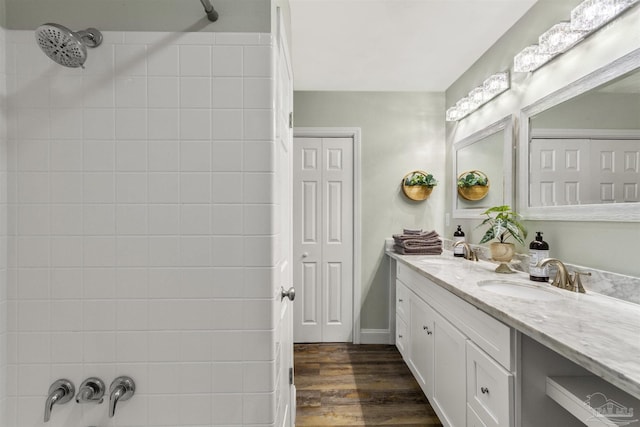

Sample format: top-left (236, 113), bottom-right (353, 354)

top-left (455, 97), bottom-right (472, 118)
top-left (539, 22), bottom-right (587, 54)
top-left (483, 72), bottom-right (510, 98)
top-left (446, 106), bottom-right (460, 122)
top-left (570, 0), bottom-right (621, 31)
top-left (514, 45), bottom-right (553, 72)
top-left (467, 87), bottom-right (486, 109)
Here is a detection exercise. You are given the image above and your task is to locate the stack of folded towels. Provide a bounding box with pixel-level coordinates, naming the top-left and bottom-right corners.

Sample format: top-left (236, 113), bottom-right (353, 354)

top-left (393, 229), bottom-right (443, 255)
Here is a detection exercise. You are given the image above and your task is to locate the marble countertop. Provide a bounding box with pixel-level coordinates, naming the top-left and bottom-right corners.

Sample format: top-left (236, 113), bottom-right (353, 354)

top-left (387, 250), bottom-right (640, 400)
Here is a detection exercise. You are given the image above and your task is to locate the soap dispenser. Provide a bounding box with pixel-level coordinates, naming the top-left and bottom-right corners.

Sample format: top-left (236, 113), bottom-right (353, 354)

top-left (453, 225), bottom-right (465, 257)
top-left (529, 231), bottom-right (550, 282)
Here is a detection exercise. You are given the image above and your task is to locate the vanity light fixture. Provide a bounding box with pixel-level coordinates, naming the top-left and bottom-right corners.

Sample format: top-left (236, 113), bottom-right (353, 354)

top-left (514, 0), bottom-right (638, 73)
top-left (513, 45), bottom-right (553, 72)
top-left (445, 71), bottom-right (510, 121)
top-left (538, 22), bottom-right (587, 55)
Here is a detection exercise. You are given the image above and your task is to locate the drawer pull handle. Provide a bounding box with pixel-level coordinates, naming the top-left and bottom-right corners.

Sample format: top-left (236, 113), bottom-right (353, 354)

top-left (398, 299), bottom-right (404, 302)
top-left (422, 326), bottom-right (432, 335)
top-left (481, 387), bottom-right (489, 394)
top-left (398, 335), bottom-right (403, 338)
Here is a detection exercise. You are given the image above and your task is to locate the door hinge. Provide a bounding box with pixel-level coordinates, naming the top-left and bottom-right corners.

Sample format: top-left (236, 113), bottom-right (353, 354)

top-left (289, 112), bottom-right (293, 129)
top-left (289, 367), bottom-right (294, 385)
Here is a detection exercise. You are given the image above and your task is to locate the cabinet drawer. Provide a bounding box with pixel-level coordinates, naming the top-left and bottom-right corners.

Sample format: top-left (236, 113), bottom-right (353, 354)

top-left (466, 341), bottom-right (513, 427)
top-left (467, 404), bottom-right (488, 427)
top-left (396, 280), bottom-right (409, 322)
top-left (396, 314), bottom-right (408, 358)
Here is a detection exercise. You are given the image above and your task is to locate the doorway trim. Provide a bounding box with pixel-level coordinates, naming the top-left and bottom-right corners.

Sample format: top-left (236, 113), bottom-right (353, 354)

top-left (293, 127), bottom-right (362, 344)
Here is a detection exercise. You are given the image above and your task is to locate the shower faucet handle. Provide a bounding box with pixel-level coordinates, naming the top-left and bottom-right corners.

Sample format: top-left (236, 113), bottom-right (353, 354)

top-left (109, 376), bottom-right (135, 417)
top-left (76, 377), bottom-right (105, 404)
top-left (44, 379), bottom-right (75, 422)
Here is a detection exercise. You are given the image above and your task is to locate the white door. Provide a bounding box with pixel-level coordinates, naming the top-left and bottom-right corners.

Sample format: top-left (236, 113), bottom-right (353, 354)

top-left (589, 139), bottom-right (640, 203)
top-left (293, 137), bottom-right (354, 343)
top-left (275, 7), bottom-right (295, 427)
top-left (529, 138), bottom-right (590, 206)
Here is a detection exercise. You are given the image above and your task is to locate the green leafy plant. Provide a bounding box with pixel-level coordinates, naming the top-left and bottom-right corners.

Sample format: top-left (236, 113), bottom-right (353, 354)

top-left (404, 172), bottom-right (438, 187)
top-left (478, 205), bottom-right (527, 245)
top-left (457, 171), bottom-right (488, 188)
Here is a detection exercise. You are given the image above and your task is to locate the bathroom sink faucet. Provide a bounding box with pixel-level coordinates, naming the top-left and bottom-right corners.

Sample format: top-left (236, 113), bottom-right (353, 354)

top-left (537, 258), bottom-right (591, 293)
top-left (453, 241), bottom-right (478, 261)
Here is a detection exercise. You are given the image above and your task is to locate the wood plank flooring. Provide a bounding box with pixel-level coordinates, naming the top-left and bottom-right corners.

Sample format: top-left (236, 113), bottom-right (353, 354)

top-left (294, 343), bottom-right (443, 426)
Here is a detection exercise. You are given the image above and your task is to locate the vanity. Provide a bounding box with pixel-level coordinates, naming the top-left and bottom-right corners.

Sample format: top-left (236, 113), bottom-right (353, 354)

top-left (387, 250), bottom-right (640, 427)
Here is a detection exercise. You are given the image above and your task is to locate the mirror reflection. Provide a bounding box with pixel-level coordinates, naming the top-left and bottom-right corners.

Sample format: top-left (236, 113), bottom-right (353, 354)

top-left (528, 68), bottom-right (640, 207)
top-left (453, 116), bottom-right (513, 218)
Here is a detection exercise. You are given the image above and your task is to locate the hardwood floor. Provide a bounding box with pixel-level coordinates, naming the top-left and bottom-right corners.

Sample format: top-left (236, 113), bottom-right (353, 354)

top-left (294, 343), bottom-right (443, 426)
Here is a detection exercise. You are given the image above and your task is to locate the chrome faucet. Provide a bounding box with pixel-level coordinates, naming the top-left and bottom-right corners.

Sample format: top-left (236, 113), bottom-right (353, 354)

top-left (109, 376), bottom-right (135, 417)
top-left (453, 241), bottom-right (478, 261)
top-left (76, 377), bottom-right (105, 404)
top-left (537, 258), bottom-right (591, 293)
top-left (44, 379), bottom-right (75, 422)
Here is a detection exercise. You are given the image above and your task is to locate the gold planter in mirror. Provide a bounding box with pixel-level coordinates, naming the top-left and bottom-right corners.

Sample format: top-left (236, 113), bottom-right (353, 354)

top-left (457, 170), bottom-right (490, 201)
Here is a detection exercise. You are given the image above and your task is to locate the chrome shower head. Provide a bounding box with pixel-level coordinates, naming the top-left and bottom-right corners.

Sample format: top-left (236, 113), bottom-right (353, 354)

top-left (35, 23), bottom-right (103, 68)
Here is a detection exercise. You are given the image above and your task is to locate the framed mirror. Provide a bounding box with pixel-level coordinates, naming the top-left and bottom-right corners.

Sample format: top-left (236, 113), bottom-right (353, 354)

top-left (519, 48), bottom-right (640, 221)
top-left (452, 115), bottom-right (514, 219)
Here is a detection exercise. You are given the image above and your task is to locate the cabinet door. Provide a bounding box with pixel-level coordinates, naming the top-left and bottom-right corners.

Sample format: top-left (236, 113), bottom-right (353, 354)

top-left (467, 404), bottom-right (488, 427)
top-left (432, 311), bottom-right (468, 427)
top-left (396, 314), bottom-right (408, 358)
top-left (396, 280), bottom-right (409, 322)
top-left (466, 341), bottom-right (513, 427)
top-left (409, 296), bottom-right (435, 398)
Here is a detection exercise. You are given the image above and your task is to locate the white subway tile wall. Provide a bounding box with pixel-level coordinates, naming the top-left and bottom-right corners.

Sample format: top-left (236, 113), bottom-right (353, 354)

top-left (0, 25), bottom-right (7, 427)
top-left (5, 31), bottom-right (279, 426)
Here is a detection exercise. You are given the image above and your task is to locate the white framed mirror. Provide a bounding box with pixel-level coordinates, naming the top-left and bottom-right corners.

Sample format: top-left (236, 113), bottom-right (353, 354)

top-left (452, 115), bottom-right (514, 219)
top-left (518, 48), bottom-right (640, 222)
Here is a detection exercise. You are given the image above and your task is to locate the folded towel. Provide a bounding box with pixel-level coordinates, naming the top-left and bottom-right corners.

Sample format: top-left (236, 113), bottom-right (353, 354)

top-left (398, 238), bottom-right (440, 248)
top-left (394, 245), bottom-right (443, 255)
top-left (403, 228), bottom-right (424, 235)
top-left (393, 230), bottom-right (440, 243)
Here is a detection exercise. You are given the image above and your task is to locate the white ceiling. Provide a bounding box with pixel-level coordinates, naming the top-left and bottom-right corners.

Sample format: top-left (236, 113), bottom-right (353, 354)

top-left (289, 0), bottom-right (539, 92)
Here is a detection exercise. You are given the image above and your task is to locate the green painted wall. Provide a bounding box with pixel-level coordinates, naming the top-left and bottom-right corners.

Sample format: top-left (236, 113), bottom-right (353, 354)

top-left (294, 91), bottom-right (445, 330)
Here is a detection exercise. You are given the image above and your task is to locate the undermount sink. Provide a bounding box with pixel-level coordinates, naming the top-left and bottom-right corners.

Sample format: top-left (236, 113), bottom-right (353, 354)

top-left (477, 279), bottom-right (564, 301)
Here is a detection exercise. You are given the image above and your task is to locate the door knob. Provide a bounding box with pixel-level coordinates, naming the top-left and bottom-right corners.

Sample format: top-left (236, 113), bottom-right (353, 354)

top-left (302, 252), bottom-right (309, 258)
top-left (281, 286), bottom-right (296, 301)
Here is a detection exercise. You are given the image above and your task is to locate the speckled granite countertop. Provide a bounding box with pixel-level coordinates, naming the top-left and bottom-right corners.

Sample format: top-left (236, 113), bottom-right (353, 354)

top-left (387, 250), bottom-right (640, 400)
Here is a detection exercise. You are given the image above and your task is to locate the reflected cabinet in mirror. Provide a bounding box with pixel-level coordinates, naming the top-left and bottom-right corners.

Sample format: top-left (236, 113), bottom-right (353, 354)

top-left (519, 48), bottom-right (640, 221)
top-left (453, 116), bottom-right (514, 219)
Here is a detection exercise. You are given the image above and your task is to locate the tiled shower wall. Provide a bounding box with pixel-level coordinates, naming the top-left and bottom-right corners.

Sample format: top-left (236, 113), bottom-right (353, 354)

top-left (1, 24), bottom-right (8, 427)
top-left (5, 30), bottom-right (279, 426)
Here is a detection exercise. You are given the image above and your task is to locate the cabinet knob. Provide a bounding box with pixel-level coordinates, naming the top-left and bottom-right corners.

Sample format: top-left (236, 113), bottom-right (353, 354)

top-left (398, 298), bottom-right (403, 302)
top-left (423, 326), bottom-right (432, 335)
top-left (481, 387), bottom-right (489, 394)
top-left (398, 334), bottom-right (403, 338)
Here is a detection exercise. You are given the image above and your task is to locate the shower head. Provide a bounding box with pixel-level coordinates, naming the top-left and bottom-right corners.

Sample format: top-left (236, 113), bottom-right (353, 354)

top-left (35, 23), bottom-right (103, 68)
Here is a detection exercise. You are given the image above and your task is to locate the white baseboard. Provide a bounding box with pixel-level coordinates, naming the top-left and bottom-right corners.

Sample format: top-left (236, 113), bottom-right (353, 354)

top-left (359, 328), bottom-right (394, 345)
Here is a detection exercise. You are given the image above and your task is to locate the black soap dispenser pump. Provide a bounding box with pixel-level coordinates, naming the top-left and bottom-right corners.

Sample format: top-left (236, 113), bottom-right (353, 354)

top-left (529, 231), bottom-right (550, 282)
top-left (453, 225), bottom-right (465, 257)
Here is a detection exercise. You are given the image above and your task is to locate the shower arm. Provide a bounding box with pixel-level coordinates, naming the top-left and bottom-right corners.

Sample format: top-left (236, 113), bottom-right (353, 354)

top-left (199, 0), bottom-right (219, 22)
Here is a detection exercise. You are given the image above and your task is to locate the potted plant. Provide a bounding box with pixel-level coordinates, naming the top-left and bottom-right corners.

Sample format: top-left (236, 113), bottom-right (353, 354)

top-left (478, 205), bottom-right (527, 272)
top-left (402, 171), bottom-right (438, 201)
top-left (457, 170), bottom-right (489, 201)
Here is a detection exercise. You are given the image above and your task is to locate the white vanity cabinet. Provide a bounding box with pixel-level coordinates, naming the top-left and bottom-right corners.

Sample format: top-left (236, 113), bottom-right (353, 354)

top-left (395, 262), bottom-right (515, 427)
